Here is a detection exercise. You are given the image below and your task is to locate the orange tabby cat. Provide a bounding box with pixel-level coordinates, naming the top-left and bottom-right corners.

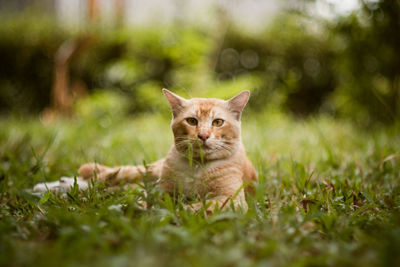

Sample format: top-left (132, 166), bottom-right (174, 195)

top-left (78, 89), bottom-right (257, 211)
top-left (49, 89), bottom-right (257, 212)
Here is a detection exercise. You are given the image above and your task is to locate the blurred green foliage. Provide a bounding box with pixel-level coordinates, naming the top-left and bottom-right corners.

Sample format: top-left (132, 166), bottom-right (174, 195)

top-left (0, 16), bottom-right (66, 113)
top-left (0, 0), bottom-right (399, 125)
top-left (218, 15), bottom-right (337, 115)
top-left (332, 0), bottom-right (400, 124)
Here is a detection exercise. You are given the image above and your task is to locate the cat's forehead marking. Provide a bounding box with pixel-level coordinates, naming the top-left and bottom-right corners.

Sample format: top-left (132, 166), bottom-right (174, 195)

top-left (190, 98), bottom-right (225, 118)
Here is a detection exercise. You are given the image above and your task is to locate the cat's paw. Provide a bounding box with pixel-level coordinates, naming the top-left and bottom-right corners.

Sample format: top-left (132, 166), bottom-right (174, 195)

top-left (185, 202), bottom-right (214, 216)
top-left (78, 163), bottom-right (99, 179)
top-left (33, 177), bottom-right (88, 193)
top-left (78, 163), bottom-right (119, 181)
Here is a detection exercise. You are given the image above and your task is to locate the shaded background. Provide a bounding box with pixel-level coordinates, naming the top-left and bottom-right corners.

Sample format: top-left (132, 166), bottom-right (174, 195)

top-left (0, 0), bottom-right (399, 125)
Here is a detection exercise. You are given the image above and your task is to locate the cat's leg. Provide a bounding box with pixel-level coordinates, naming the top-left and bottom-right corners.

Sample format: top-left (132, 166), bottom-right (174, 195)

top-left (78, 159), bottom-right (164, 184)
top-left (186, 190), bottom-right (248, 214)
top-left (185, 172), bottom-right (249, 214)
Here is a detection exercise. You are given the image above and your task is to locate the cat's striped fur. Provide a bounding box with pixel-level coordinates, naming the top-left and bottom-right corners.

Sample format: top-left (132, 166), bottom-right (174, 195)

top-left (78, 89), bottom-right (257, 212)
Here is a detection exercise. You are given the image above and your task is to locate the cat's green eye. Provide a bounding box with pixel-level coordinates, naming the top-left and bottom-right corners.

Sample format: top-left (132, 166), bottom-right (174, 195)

top-left (186, 118), bottom-right (198, 126)
top-left (212, 119), bottom-right (224, 127)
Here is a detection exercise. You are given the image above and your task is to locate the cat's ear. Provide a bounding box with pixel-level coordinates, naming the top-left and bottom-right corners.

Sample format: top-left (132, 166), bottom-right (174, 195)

top-left (162, 89), bottom-right (187, 117)
top-left (227, 90), bottom-right (250, 120)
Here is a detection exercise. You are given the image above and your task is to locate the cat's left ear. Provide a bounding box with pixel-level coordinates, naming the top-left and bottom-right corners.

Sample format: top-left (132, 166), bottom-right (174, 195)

top-left (162, 89), bottom-right (188, 117)
top-left (227, 90), bottom-right (250, 120)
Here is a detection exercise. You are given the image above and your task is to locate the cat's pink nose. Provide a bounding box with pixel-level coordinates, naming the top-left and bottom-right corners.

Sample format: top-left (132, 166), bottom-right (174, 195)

top-left (198, 133), bottom-right (210, 142)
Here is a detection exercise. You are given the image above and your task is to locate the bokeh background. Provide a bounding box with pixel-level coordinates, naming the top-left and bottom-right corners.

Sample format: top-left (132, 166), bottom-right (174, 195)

top-left (1, 0), bottom-right (399, 125)
top-left (1, 1), bottom-right (400, 266)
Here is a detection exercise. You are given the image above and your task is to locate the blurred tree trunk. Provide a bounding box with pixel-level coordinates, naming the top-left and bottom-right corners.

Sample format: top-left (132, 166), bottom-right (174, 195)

top-left (88, 0), bottom-right (99, 21)
top-left (42, 0), bottom-right (102, 122)
top-left (42, 36), bottom-right (95, 121)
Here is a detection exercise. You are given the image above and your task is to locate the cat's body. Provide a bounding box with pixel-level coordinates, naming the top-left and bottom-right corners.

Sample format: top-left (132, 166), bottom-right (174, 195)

top-left (50, 89), bottom-right (257, 212)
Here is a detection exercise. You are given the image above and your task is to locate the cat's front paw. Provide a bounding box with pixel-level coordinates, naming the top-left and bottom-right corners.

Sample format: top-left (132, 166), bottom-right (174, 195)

top-left (78, 163), bottom-right (104, 179)
top-left (78, 163), bottom-right (119, 181)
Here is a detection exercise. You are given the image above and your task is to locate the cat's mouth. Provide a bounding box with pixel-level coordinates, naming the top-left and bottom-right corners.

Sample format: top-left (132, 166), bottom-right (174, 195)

top-left (200, 142), bottom-right (210, 148)
top-left (191, 142), bottom-right (213, 154)
top-left (175, 139), bottom-right (219, 157)
top-left (199, 141), bottom-right (213, 150)
top-left (191, 139), bottom-right (210, 149)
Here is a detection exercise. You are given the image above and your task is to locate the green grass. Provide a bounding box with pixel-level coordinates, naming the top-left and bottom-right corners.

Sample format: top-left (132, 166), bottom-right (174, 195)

top-left (0, 110), bottom-right (399, 267)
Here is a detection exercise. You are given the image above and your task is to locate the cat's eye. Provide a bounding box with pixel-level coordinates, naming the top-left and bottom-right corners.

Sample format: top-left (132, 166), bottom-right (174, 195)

top-left (212, 119), bottom-right (224, 127)
top-left (186, 117), bottom-right (198, 126)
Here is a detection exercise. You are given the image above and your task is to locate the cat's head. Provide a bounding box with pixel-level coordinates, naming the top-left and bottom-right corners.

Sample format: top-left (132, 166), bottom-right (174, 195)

top-left (163, 89), bottom-right (250, 161)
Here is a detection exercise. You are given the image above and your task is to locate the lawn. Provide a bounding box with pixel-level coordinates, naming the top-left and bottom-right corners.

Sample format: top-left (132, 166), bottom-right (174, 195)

top-left (0, 106), bottom-right (399, 266)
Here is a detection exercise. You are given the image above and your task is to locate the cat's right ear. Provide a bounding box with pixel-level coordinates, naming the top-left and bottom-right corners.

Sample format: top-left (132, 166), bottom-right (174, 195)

top-left (162, 89), bottom-right (187, 117)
